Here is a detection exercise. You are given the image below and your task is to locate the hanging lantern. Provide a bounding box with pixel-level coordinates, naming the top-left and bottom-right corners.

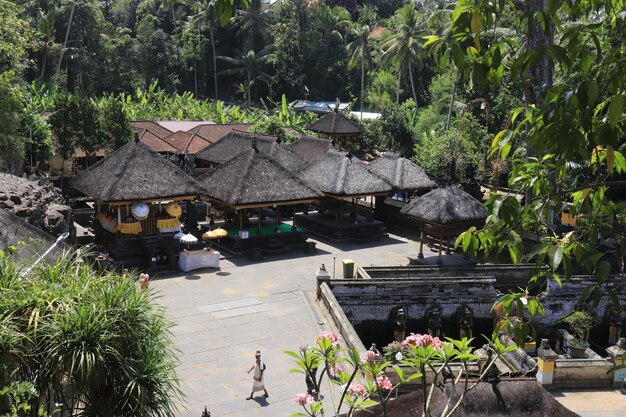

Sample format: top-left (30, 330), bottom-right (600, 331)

top-left (131, 202), bottom-right (150, 220)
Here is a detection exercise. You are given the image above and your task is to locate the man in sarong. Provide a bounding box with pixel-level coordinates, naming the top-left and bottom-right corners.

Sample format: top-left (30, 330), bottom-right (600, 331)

top-left (246, 350), bottom-right (268, 400)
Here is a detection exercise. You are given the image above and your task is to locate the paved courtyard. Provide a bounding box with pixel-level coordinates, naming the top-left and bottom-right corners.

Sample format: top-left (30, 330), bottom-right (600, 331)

top-left (152, 232), bottom-right (626, 417)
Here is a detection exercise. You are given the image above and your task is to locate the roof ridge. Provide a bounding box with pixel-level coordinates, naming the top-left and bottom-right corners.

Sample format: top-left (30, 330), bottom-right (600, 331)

top-left (394, 157), bottom-right (402, 188)
top-left (334, 154), bottom-right (348, 194)
top-left (229, 150), bottom-right (256, 204)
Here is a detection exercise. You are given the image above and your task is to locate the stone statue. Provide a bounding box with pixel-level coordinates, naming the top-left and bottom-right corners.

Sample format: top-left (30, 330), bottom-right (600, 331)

top-left (458, 306), bottom-right (474, 339)
top-left (427, 308), bottom-right (442, 338)
top-left (393, 308), bottom-right (407, 342)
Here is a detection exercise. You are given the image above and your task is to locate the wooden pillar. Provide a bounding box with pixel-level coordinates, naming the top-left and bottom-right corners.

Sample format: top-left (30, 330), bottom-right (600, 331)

top-left (239, 210), bottom-right (243, 230)
top-left (275, 206), bottom-right (279, 232)
top-left (117, 206), bottom-right (121, 223)
top-left (368, 196), bottom-right (373, 222)
top-left (338, 199), bottom-right (342, 224)
top-left (418, 232), bottom-right (424, 259)
top-left (258, 208), bottom-right (262, 230)
top-left (446, 235), bottom-right (452, 255)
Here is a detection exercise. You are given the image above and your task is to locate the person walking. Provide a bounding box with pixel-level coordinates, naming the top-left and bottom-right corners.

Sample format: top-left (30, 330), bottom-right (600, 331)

top-left (246, 351), bottom-right (268, 400)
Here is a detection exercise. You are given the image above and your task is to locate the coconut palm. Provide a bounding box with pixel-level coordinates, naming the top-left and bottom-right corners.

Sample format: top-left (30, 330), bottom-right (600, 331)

top-left (346, 6), bottom-right (379, 120)
top-left (382, 2), bottom-right (430, 106)
top-left (314, 4), bottom-right (351, 43)
top-left (219, 45), bottom-right (274, 106)
top-left (230, 0), bottom-right (270, 51)
top-left (187, 0), bottom-right (220, 99)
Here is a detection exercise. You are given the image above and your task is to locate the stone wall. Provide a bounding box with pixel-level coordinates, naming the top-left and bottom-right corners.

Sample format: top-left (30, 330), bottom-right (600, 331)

top-left (0, 174), bottom-right (71, 236)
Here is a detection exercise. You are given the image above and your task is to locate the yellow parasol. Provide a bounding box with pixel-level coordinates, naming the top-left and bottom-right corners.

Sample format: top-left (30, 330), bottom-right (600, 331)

top-left (165, 202), bottom-right (182, 218)
top-left (202, 227), bottom-right (228, 240)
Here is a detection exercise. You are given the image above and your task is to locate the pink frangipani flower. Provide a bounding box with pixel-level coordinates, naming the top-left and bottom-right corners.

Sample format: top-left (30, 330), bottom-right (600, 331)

top-left (361, 350), bottom-right (377, 364)
top-left (376, 376), bottom-right (393, 391)
top-left (317, 330), bottom-right (342, 345)
top-left (346, 382), bottom-right (367, 397)
top-left (402, 333), bottom-right (443, 349)
top-left (295, 393), bottom-right (315, 405)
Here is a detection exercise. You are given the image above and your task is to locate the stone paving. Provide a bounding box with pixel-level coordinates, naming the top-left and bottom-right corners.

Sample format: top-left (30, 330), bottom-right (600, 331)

top-left (151, 232), bottom-right (626, 417)
top-left (153, 233), bottom-right (416, 417)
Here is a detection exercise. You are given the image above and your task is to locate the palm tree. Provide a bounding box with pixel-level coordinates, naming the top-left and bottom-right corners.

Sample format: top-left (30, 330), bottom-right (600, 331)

top-left (187, 0), bottom-right (220, 99)
top-left (314, 5), bottom-right (350, 43)
top-left (381, 2), bottom-right (430, 107)
top-left (160, 0), bottom-right (186, 31)
top-left (230, 0), bottom-right (270, 51)
top-left (346, 6), bottom-right (378, 120)
top-left (219, 45), bottom-right (274, 106)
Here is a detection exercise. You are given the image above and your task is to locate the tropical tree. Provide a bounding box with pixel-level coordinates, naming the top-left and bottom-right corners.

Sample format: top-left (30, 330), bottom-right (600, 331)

top-left (443, 1), bottom-right (626, 318)
top-left (0, 250), bottom-right (183, 417)
top-left (230, 0), bottom-right (270, 51)
top-left (188, 0), bottom-right (220, 99)
top-left (0, 0), bottom-right (33, 174)
top-left (219, 45), bottom-right (274, 106)
top-left (346, 5), bottom-right (379, 119)
top-left (382, 2), bottom-right (430, 105)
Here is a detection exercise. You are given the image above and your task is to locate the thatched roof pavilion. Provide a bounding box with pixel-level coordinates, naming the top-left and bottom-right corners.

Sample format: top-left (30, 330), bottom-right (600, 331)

top-left (73, 139), bottom-right (202, 204)
top-left (194, 130), bottom-right (306, 172)
top-left (299, 150), bottom-right (392, 197)
top-left (308, 109), bottom-right (362, 136)
top-left (193, 130), bottom-right (276, 166)
top-left (350, 379), bottom-right (578, 417)
top-left (308, 109), bottom-right (363, 150)
top-left (197, 145), bottom-right (323, 210)
top-left (288, 136), bottom-right (334, 162)
top-left (400, 186), bottom-right (487, 263)
top-left (368, 153), bottom-right (436, 191)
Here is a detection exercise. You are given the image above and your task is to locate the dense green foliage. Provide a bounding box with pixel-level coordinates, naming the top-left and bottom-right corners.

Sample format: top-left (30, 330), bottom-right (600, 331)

top-left (0, 250), bottom-right (182, 416)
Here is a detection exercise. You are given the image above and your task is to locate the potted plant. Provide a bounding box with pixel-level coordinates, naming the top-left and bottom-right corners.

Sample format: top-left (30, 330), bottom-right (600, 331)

top-left (562, 310), bottom-right (594, 358)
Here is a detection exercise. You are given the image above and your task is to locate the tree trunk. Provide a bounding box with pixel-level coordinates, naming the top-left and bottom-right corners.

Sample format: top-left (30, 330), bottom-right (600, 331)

top-left (446, 72), bottom-right (460, 131)
top-left (360, 50), bottom-right (365, 120)
top-left (408, 60), bottom-right (418, 108)
top-left (396, 68), bottom-right (402, 104)
top-left (210, 27), bottom-right (218, 100)
top-left (521, 0), bottom-right (553, 110)
top-left (247, 71), bottom-right (252, 106)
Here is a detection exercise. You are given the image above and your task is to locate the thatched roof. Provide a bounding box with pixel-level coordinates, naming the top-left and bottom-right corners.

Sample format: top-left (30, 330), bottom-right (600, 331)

top-left (197, 145), bottom-right (323, 208)
top-left (289, 136), bottom-right (334, 161)
top-left (188, 123), bottom-right (254, 143)
top-left (73, 140), bottom-right (202, 203)
top-left (137, 130), bottom-right (179, 153)
top-left (350, 379), bottom-right (579, 417)
top-left (130, 121), bottom-right (173, 138)
top-left (299, 150), bottom-right (393, 197)
top-left (308, 110), bottom-right (362, 136)
top-left (194, 130), bottom-right (276, 165)
top-left (400, 186), bottom-right (487, 225)
top-left (368, 153), bottom-right (436, 191)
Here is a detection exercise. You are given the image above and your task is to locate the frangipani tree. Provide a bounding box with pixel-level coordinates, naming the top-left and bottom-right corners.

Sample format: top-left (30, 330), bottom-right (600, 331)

top-left (287, 330), bottom-right (513, 417)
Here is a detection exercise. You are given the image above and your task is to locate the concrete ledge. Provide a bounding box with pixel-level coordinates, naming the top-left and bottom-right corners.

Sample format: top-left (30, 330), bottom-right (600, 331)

top-left (553, 358), bottom-right (614, 388)
top-left (318, 282), bottom-right (367, 354)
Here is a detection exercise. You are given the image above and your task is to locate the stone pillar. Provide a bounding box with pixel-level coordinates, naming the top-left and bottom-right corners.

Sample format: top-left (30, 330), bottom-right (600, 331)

top-left (606, 338), bottom-right (626, 386)
top-left (536, 339), bottom-right (558, 386)
top-left (315, 263), bottom-right (331, 300)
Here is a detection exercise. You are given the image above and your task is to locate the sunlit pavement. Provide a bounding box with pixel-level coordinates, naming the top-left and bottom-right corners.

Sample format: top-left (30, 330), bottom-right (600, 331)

top-left (152, 232), bottom-right (626, 416)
